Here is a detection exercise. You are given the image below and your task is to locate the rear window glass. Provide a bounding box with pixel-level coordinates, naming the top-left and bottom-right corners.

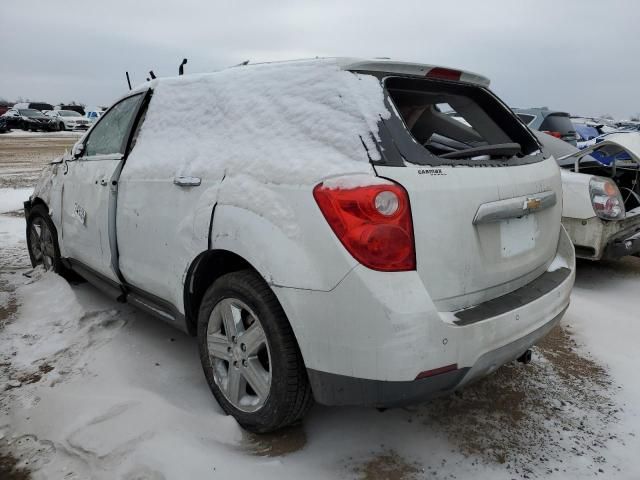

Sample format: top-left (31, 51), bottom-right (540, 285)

top-left (385, 76), bottom-right (539, 160)
top-left (539, 114), bottom-right (575, 135)
top-left (516, 113), bottom-right (535, 125)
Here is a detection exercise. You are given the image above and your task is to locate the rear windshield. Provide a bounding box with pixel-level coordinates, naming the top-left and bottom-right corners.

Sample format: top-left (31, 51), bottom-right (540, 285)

top-left (19, 109), bottom-right (45, 118)
top-left (516, 113), bottom-right (535, 125)
top-left (539, 113), bottom-right (575, 135)
top-left (28, 103), bottom-right (52, 111)
top-left (385, 77), bottom-right (539, 162)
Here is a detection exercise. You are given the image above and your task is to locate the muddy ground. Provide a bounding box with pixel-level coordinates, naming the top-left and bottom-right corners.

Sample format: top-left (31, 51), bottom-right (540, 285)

top-left (0, 133), bottom-right (635, 479)
top-left (0, 133), bottom-right (79, 190)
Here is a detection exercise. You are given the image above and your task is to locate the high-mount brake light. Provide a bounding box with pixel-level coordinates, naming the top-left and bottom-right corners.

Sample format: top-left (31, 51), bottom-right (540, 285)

top-left (425, 67), bottom-right (462, 82)
top-left (313, 179), bottom-right (416, 271)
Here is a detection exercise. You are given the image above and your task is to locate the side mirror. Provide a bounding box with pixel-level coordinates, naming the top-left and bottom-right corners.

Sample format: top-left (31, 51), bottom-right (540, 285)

top-left (71, 142), bottom-right (85, 158)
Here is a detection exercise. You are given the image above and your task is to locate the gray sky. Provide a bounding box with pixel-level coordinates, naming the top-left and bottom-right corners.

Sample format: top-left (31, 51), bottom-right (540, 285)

top-left (1, 0), bottom-right (638, 118)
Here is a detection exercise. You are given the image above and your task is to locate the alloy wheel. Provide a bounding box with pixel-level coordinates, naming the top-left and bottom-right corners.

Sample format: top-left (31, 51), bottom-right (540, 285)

top-left (29, 217), bottom-right (55, 270)
top-left (206, 297), bottom-right (272, 412)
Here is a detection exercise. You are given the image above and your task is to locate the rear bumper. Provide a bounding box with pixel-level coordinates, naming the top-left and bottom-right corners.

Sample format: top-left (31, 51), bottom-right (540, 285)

top-left (602, 227), bottom-right (640, 259)
top-left (563, 211), bottom-right (640, 260)
top-left (308, 307), bottom-right (564, 407)
top-left (274, 227), bottom-right (575, 406)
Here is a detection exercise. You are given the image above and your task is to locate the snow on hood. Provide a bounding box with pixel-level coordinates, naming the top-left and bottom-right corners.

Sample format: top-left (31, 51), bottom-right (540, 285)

top-left (127, 58), bottom-right (391, 185)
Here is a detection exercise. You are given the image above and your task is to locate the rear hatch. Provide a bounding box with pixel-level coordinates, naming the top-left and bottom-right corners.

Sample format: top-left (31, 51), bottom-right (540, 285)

top-left (539, 112), bottom-right (577, 146)
top-left (371, 75), bottom-right (562, 311)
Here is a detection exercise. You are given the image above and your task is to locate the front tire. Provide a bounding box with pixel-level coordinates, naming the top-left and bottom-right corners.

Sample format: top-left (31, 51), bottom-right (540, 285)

top-left (58, 122), bottom-right (65, 131)
top-left (197, 270), bottom-right (312, 433)
top-left (26, 204), bottom-right (66, 274)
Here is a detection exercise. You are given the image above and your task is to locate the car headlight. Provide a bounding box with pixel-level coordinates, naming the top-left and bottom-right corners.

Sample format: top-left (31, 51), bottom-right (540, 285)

top-left (589, 177), bottom-right (625, 220)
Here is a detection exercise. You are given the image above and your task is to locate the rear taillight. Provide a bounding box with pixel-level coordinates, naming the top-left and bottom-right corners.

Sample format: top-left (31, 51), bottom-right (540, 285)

top-left (590, 177), bottom-right (625, 220)
top-left (425, 67), bottom-right (462, 82)
top-left (313, 177), bottom-right (416, 271)
top-left (542, 130), bottom-right (563, 139)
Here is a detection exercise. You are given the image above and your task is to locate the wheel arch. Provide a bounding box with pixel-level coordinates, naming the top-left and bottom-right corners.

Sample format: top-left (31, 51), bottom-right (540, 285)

top-left (183, 249), bottom-right (263, 336)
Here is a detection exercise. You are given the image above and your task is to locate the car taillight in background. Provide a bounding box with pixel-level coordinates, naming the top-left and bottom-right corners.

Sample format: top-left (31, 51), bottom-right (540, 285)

top-left (313, 177), bottom-right (416, 271)
top-left (590, 177), bottom-right (625, 220)
top-left (542, 130), bottom-right (562, 139)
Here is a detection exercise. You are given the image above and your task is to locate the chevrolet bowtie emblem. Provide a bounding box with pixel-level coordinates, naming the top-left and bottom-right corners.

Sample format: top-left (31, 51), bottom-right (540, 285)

top-left (525, 198), bottom-right (542, 210)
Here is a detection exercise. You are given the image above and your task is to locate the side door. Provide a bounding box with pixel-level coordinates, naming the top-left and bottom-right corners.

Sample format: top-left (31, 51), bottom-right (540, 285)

top-left (116, 108), bottom-right (223, 312)
top-left (60, 92), bottom-right (146, 282)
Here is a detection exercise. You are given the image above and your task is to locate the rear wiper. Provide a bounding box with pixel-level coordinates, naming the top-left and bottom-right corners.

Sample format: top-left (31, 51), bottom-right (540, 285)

top-left (440, 143), bottom-right (522, 159)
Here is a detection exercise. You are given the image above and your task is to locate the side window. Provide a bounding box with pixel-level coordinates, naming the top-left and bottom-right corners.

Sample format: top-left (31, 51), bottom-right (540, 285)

top-left (128, 97), bottom-right (150, 153)
top-left (84, 94), bottom-right (143, 157)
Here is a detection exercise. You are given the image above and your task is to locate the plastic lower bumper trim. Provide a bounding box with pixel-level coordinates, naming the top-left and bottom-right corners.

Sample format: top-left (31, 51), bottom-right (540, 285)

top-left (307, 307), bottom-right (566, 408)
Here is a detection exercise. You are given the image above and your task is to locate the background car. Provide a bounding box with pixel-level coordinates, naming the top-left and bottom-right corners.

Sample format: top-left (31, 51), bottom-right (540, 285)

top-left (13, 101), bottom-right (54, 112)
top-left (45, 110), bottom-right (91, 131)
top-left (574, 122), bottom-right (602, 148)
top-left (514, 107), bottom-right (578, 145)
top-left (85, 110), bottom-right (103, 123)
top-left (2, 108), bottom-right (56, 131)
top-left (535, 130), bottom-right (640, 259)
top-left (0, 116), bottom-right (9, 133)
top-left (54, 104), bottom-right (86, 115)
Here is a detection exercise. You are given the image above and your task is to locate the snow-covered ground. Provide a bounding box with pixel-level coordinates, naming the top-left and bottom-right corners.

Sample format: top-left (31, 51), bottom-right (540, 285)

top-left (1, 181), bottom-right (640, 478)
top-left (0, 188), bottom-right (32, 214)
top-left (0, 131), bottom-right (83, 139)
top-left (2, 198), bottom-right (640, 479)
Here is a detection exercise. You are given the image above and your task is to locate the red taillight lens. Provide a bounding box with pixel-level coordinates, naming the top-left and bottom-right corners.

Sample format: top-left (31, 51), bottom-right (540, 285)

top-left (542, 130), bottom-right (562, 139)
top-left (313, 179), bottom-right (416, 271)
top-left (425, 67), bottom-right (462, 82)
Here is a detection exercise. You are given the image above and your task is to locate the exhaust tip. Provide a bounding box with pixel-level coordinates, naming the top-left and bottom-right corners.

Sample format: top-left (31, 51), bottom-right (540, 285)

top-left (517, 349), bottom-right (533, 364)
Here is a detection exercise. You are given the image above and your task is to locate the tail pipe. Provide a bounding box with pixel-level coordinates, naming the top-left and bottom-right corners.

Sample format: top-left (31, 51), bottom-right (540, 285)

top-left (517, 349), bottom-right (533, 364)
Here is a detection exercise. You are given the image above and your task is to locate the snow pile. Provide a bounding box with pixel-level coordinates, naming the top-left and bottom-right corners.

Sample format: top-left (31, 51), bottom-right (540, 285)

top-left (547, 254), bottom-right (569, 272)
top-left (0, 216), bottom-right (26, 246)
top-left (2, 212), bottom-right (640, 479)
top-left (4, 271), bottom-right (85, 369)
top-left (320, 174), bottom-right (393, 190)
top-left (128, 59), bottom-right (390, 185)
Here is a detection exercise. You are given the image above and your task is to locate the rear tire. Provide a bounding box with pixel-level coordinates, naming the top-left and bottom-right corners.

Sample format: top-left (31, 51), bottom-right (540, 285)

top-left (197, 270), bottom-right (313, 433)
top-left (26, 204), bottom-right (67, 275)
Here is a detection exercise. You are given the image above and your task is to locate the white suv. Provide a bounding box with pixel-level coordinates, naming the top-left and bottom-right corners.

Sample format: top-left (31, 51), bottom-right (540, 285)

top-left (25, 58), bottom-right (575, 433)
top-left (44, 109), bottom-right (91, 131)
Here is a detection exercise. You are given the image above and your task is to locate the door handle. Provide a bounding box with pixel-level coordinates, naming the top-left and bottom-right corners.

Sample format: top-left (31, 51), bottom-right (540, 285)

top-left (100, 179), bottom-right (108, 186)
top-left (173, 176), bottom-right (201, 187)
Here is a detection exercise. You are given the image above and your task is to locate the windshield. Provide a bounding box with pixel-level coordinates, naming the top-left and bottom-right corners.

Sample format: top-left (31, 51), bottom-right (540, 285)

top-left (18, 109), bottom-right (45, 118)
top-left (58, 110), bottom-right (82, 117)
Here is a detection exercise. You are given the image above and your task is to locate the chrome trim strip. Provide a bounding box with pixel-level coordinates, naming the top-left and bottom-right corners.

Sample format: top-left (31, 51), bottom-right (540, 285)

top-left (473, 191), bottom-right (556, 225)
